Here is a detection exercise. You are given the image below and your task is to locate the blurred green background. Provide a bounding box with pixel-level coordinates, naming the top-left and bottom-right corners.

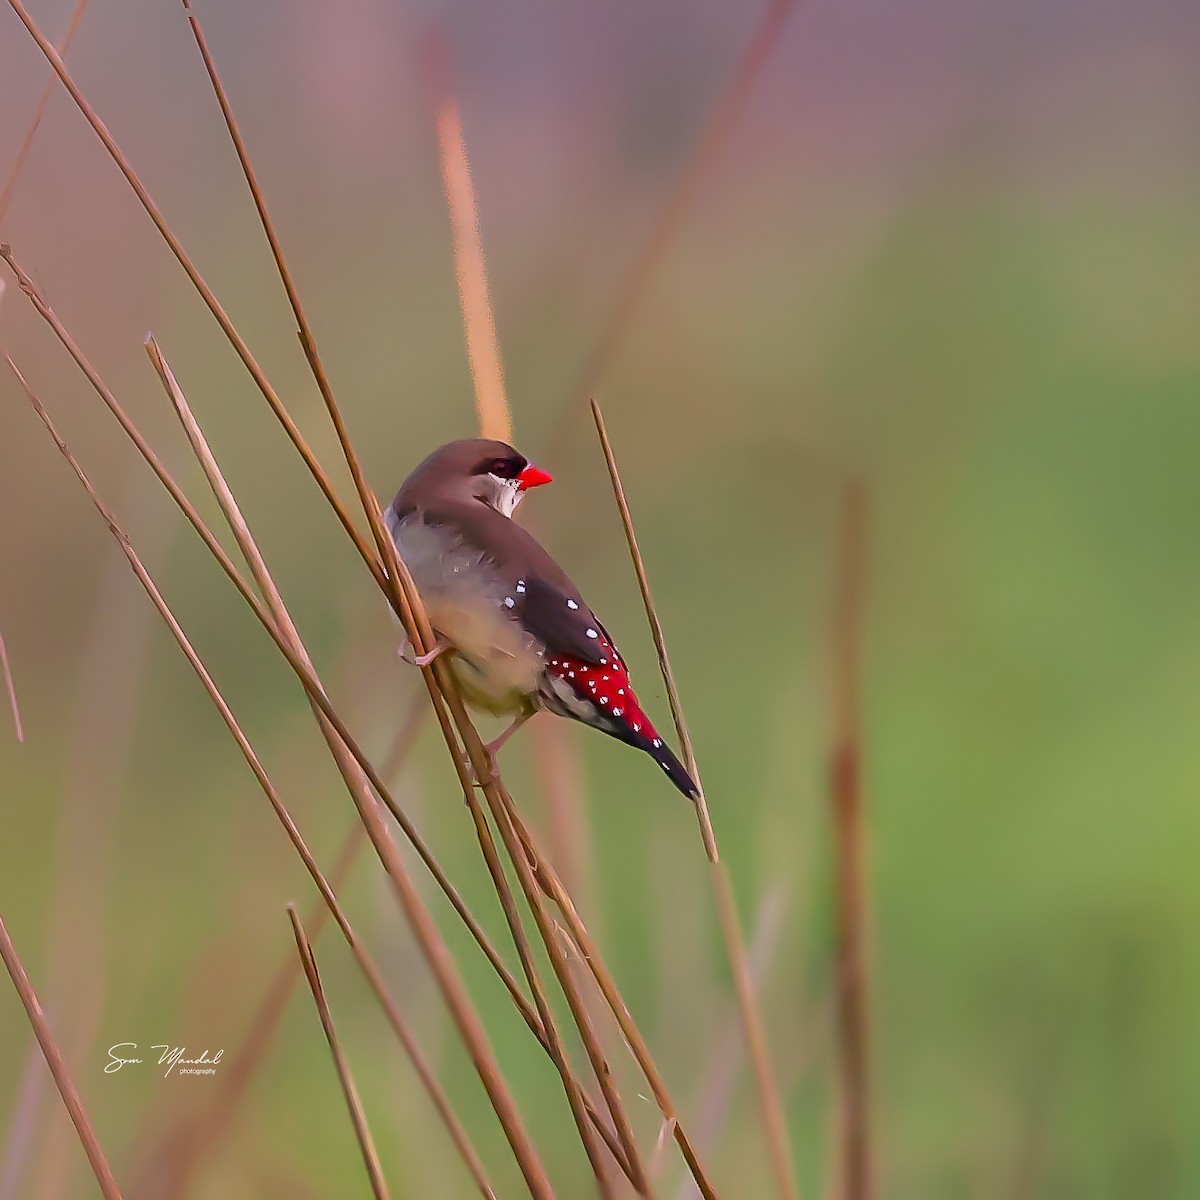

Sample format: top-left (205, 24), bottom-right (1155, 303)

top-left (2, 1), bottom-right (1199, 1196)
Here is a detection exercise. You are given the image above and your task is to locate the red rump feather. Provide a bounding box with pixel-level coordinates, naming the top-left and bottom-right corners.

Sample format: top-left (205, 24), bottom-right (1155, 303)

top-left (544, 636), bottom-right (698, 799)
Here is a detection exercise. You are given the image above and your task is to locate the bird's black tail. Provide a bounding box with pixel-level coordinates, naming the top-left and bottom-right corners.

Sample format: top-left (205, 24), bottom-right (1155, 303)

top-left (647, 737), bottom-right (700, 800)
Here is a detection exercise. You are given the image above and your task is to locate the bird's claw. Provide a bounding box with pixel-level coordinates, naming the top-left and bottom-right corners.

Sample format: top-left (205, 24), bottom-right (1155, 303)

top-left (460, 747), bottom-right (498, 793)
top-left (398, 637), bottom-right (450, 667)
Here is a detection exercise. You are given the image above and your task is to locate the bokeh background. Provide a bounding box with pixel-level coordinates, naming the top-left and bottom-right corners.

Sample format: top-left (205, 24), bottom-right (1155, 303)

top-left (2, 0), bottom-right (1200, 1196)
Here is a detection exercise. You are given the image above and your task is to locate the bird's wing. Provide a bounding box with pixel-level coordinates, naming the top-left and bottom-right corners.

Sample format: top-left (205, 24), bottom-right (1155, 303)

top-left (517, 575), bottom-right (612, 666)
top-left (407, 497), bottom-right (616, 667)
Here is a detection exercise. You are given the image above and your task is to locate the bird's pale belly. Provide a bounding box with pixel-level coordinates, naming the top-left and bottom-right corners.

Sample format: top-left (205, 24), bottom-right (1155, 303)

top-left (425, 592), bottom-right (544, 717)
top-left (389, 513), bottom-right (545, 716)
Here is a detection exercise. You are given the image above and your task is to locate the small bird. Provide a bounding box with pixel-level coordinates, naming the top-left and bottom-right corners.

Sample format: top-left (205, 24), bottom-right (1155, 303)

top-left (386, 439), bottom-right (698, 798)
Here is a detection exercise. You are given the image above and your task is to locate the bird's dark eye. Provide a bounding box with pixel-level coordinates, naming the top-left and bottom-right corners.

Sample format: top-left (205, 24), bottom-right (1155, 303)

top-left (477, 455), bottom-right (524, 479)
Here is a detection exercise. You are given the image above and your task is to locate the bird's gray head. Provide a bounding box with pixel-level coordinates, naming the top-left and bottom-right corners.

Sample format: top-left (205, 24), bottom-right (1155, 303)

top-left (395, 439), bottom-right (553, 519)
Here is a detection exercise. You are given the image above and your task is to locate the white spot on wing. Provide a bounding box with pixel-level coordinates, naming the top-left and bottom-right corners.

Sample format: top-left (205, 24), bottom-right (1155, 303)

top-left (504, 597), bottom-right (515, 608)
top-left (585, 628), bottom-right (598, 639)
top-left (567, 599), bottom-right (578, 610)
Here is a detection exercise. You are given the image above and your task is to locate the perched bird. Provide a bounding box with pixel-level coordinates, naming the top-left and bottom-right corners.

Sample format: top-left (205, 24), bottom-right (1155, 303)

top-left (386, 439), bottom-right (698, 798)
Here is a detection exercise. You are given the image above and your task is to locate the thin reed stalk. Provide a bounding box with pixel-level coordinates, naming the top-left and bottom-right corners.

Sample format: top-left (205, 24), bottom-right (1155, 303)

top-left (365, 495), bottom-right (655, 1194)
top-left (175, 0), bottom-right (397, 579)
top-left (23, 491), bottom-right (165, 1199)
top-left (502, 800), bottom-right (720, 1200)
top-left (1, 261), bottom-right (631, 1188)
top-left (435, 86), bottom-right (512, 443)
top-left (3, 19), bottom-right (732, 1191)
top-left (149, 699), bottom-right (428, 1199)
top-left (5, 0), bottom-right (383, 579)
top-left (150, 328), bottom-right (628, 1191)
top-left (476, 779), bottom-right (650, 1198)
top-left (0, 245), bottom-right (529, 1040)
top-left (355, 468), bottom-right (675, 1194)
top-left (422, 82), bottom-right (662, 1195)
top-left (0, 0), bottom-right (90, 227)
top-left (0, 914), bottom-right (122, 1200)
top-left (458, 776), bottom-right (625, 1198)
top-left (287, 905), bottom-right (392, 1200)
top-left (164, 59), bottom-right (605, 1185)
top-left (3, 230), bottom-right (534, 1052)
top-left (6, 357), bottom-right (500, 1200)
top-left (140, 340), bottom-right (553, 1200)
top-left (829, 484), bottom-right (871, 1200)
top-left (589, 399), bottom-right (799, 1200)
top-left (4, 241), bottom-right (664, 1200)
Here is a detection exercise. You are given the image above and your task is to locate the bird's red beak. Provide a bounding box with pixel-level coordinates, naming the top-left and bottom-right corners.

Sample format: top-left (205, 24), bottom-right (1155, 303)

top-left (516, 465), bottom-right (553, 491)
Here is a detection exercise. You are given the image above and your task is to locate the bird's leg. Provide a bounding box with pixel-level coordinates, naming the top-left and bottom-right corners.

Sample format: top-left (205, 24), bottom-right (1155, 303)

top-left (397, 636), bottom-right (451, 667)
top-left (469, 710), bottom-right (537, 788)
top-left (485, 710), bottom-right (536, 760)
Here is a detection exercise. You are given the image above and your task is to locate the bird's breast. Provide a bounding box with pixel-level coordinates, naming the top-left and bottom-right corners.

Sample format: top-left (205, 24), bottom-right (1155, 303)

top-left (388, 511), bottom-right (544, 715)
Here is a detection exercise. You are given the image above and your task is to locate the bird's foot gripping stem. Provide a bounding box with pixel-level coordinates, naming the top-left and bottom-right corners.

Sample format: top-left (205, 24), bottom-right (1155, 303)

top-left (464, 712), bottom-right (535, 790)
top-left (398, 637), bottom-right (451, 667)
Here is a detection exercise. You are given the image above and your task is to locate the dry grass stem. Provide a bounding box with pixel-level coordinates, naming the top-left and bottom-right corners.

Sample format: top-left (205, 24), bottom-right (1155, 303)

top-left (421, 70), bottom-right (662, 1191)
top-left (0, 263), bottom-right (532, 1070)
top-left (0, 5), bottom-right (827, 1197)
top-left (138, 341), bottom-right (552, 1199)
top-left (22, 502), bottom-right (164, 1198)
top-left (0, 914), bottom-right (122, 1200)
top-left (503, 801), bottom-right (720, 1200)
top-left (5, 252), bottom-right (620, 1189)
top-left (0, 247), bottom-right (261, 610)
top-left (6, 244), bottom-right (667, 1200)
top-left (150, 698), bottom-right (428, 1198)
top-left (436, 90), bottom-right (512, 442)
top-left (366, 491), bottom-right (655, 1192)
top-left (589, 399), bottom-right (799, 1200)
top-left (4, 0), bottom-right (384, 581)
top-left (461, 782), bottom-right (625, 1196)
top-left (0, 619), bottom-right (23, 742)
top-left (423, 64), bottom-right (659, 1190)
top-left (287, 905), bottom-right (393, 1200)
top-left (829, 483), bottom-right (872, 1200)
top-left (420, 94), bottom-right (689, 1180)
top-left (176, 0), bottom-right (399, 581)
top-left (0, 0), bottom-right (90, 228)
top-left (357, 452), bottom-right (652, 1190)
top-left (7, 358), bottom-right (499, 1200)
top-left (2, 23), bottom-right (753, 1190)
top-left (483, 779), bottom-right (651, 1197)
top-left (587, 401), bottom-right (711, 848)
top-left (0, 255), bottom-right (495, 992)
